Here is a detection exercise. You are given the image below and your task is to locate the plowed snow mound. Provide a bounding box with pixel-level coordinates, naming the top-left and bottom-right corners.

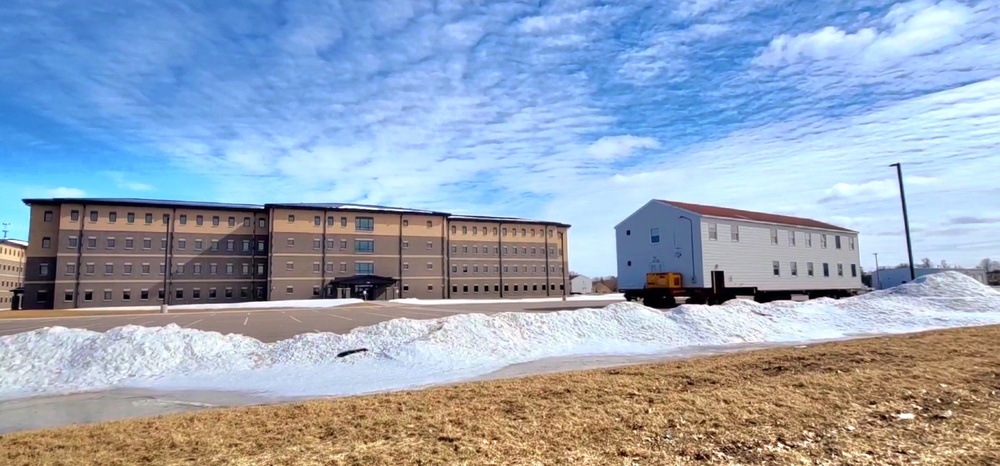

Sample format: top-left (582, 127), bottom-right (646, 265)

top-left (1, 270), bottom-right (998, 400)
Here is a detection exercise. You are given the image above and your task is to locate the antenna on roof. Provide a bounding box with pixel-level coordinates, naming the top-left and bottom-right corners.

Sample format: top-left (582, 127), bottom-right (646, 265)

top-left (1, 222), bottom-right (8, 239)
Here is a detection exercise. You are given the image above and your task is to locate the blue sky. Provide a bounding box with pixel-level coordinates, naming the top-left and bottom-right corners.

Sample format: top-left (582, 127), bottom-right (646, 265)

top-left (1, 0), bottom-right (999, 277)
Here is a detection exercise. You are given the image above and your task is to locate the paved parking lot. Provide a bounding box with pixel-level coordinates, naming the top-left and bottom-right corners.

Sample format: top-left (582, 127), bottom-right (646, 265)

top-left (0, 299), bottom-right (623, 343)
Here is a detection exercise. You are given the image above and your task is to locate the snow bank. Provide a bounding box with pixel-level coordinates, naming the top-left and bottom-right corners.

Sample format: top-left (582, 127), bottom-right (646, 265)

top-left (65, 299), bottom-right (363, 312)
top-left (1, 272), bottom-right (998, 401)
top-left (392, 293), bottom-right (625, 305)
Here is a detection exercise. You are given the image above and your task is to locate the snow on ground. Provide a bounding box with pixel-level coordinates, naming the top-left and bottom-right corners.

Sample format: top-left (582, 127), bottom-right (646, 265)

top-left (1, 272), bottom-right (998, 402)
top-left (391, 293), bottom-right (624, 305)
top-left (61, 299), bottom-right (364, 312)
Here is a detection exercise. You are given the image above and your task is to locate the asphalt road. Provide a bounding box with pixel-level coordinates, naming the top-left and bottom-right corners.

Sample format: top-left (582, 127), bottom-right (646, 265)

top-left (0, 299), bottom-right (624, 343)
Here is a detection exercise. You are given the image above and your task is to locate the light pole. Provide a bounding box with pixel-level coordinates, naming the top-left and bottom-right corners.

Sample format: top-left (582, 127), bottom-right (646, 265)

top-left (889, 163), bottom-right (915, 282)
top-left (872, 253), bottom-right (881, 289)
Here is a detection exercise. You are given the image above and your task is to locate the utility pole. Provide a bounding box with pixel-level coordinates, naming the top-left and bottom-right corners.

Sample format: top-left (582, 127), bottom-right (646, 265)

top-left (889, 163), bottom-right (916, 282)
top-left (872, 253), bottom-right (881, 289)
top-left (1, 222), bottom-right (9, 239)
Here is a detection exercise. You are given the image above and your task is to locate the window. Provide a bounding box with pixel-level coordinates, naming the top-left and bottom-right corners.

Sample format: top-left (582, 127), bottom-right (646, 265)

top-left (70, 210), bottom-right (80, 221)
top-left (355, 240), bottom-right (374, 253)
top-left (314, 216), bottom-right (321, 226)
top-left (286, 286), bottom-right (294, 295)
top-left (849, 236), bottom-right (856, 250)
top-left (791, 262), bottom-right (798, 276)
top-left (806, 233), bottom-right (812, 247)
top-left (64, 290), bottom-right (73, 302)
top-left (258, 240), bottom-right (266, 252)
top-left (427, 220), bottom-right (433, 228)
top-left (257, 264), bottom-right (265, 275)
top-left (772, 261), bottom-right (780, 276)
top-left (427, 262), bottom-right (434, 270)
top-left (210, 263), bottom-right (218, 274)
top-left (835, 235), bottom-right (842, 249)
top-left (193, 289), bottom-right (201, 299)
top-left (145, 213), bottom-right (153, 224)
top-left (105, 263), bottom-right (114, 275)
top-left (143, 238), bottom-right (152, 249)
top-left (402, 241), bottom-right (409, 249)
top-left (731, 225), bottom-right (740, 242)
top-left (821, 234), bottom-right (828, 248)
top-left (196, 215), bottom-right (204, 226)
top-left (66, 263), bottom-right (76, 275)
top-left (39, 263), bottom-right (50, 277)
top-left (807, 262), bottom-right (814, 277)
top-left (226, 263), bottom-right (235, 274)
top-left (771, 229), bottom-right (778, 245)
top-left (788, 230), bottom-right (796, 246)
top-left (142, 263), bottom-right (151, 274)
top-left (228, 217), bottom-right (236, 227)
top-left (823, 263), bottom-right (830, 277)
top-left (313, 286), bottom-right (321, 297)
top-left (84, 291), bottom-right (93, 302)
top-left (402, 263), bottom-right (409, 271)
top-left (327, 216), bottom-right (334, 226)
top-left (109, 211), bottom-right (118, 223)
top-left (209, 288), bottom-right (218, 299)
top-left (340, 263), bottom-right (347, 273)
top-left (326, 239), bottom-right (335, 250)
top-left (127, 212), bottom-right (136, 224)
top-left (161, 238), bottom-right (168, 250)
top-left (313, 239), bottom-right (321, 250)
top-left (288, 214), bottom-right (295, 223)
top-left (462, 226), bottom-right (468, 235)
top-left (175, 289), bottom-right (184, 299)
top-left (258, 218), bottom-right (267, 228)
top-left (107, 237), bottom-right (116, 249)
top-left (141, 289), bottom-right (150, 300)
top-left (225, 288), bottom-right (233, 298)
top-left (851, 264), bottom-right (858, 277)
top-left (650, 228), bottom-right (660, 244)
top-left (41, 237), bottom-right (51, 248)
top-left (355, 262), bottom-right (374, 275)
top-left (89, 211), bottom-right (98, 222)
top-left (341, 217), bottom-right (347, 227)
top-left (177, 239), bottom-right (186, 250)
top-left (356, 217), bottom-right (374, 231)
top-left (68, 236), bottom-right (79, 248)
top-left (87, 237), bottom-right (97, 249)
top-left (286, 238), bottom-right (294, 247)
top-left (123, 290), bottom-right (131, 301)
top-left (227, 239), bottom-right (235, 251)
top-left (85, 263), bottom-right (95, 274)
top-left (124, 264), bottom-right (133, 275)
top-left (244, 217), bottom-right (251, 227)
top-left (708, 223), bottom-right (717, 240)
top-left (837, 263), bottom-right (844, 276)
top-left (212, 216), bottom-right (220, 227)
top-left (313, 262), bottom-right (321, 273)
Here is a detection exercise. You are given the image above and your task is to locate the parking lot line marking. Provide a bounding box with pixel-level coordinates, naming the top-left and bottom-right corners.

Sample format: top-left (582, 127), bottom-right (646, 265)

top-left (183, 319), bottom-right (204, 328)
top-left (243, 316), bottom-right (249, 326)
top-left (366, 311), bottom-right (403, 320)
top-left (137, 321), bottom-right (156, 326)
top-left (288, 315), bottom-right (302, 323)
top-left (326, 314), bottom-right (352, 321)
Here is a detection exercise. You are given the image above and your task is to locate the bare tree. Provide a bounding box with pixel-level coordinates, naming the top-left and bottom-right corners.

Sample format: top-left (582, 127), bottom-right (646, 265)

top-left (938, 259), bottom-right (949, 269)
top-left (979, 258), bottom-right (998, 271)
top-left (919, 257), bottom-right (933, 268)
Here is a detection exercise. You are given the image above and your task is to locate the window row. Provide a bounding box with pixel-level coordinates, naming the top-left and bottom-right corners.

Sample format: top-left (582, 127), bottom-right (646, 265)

top-left (764, 229), bottom-right (855, 250)
top-left (49, 209), bottom-right (267, 229)
top-left (450, 244), bottom-right (560, 256)
top-left (57, 236), bottom-right (268, 253)
top-left (289, 214), bottom-right (379, 232)
top-left (292, 283), bottom-right (438, 296)
top-left (51, 286), bottom-right (264, 304)
top-left (450, 264), bottom-right (563, 275)
top-left (1, 247), bottom-right (24, 257)
top-left (771, 261), bottom-right (858, 278)
top-left (451, 225), bottom-right (556, 239)
top-left (50, 261), bottom-right (267, 277)
top-left (284, 261), bottom-right (404, 274)
top-left (1, 280), bottom-right (21, 288)
top-left (451, 283), bottom-right (565, 293)
top-left (1, 264), bottom-right (22, 272)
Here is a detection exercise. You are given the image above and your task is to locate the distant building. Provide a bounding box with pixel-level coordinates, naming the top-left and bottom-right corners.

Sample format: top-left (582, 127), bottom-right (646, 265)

top-left (569, 274), bottom-right (592, 295)
top-left (870, 267), bottom-right (988, 290)
top-left (988, 270), bottom-right (1000, 286)
top-left (0, 238), bottom-right (28, 310)
top-left (592, 281), bottom-right (614, 294)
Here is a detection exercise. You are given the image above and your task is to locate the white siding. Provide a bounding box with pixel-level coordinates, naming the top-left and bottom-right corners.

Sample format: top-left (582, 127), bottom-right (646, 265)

top-left (700, 218), bottom-right (863, 291)
top-left (570, 275), bottom-right (592, 294)
top-left (615, 201), bottom-right (705, 290)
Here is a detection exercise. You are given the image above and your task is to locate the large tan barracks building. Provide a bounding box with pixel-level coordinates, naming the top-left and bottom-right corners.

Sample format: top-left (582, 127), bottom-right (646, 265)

top-left (21, 198), bottom-right (570, 310)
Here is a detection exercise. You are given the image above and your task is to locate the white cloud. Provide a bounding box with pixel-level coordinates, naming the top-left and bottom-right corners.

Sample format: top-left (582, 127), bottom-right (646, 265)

top-left (754, 0), bottom-right (983, 68)
top-left (44, 187), bottom-right (86, 198)
top-left (587, 135), bottom-right (660, 159)
top-left (102, 171), bottom-right (154, 192)
top-left (820, 176), bottom-right (937, 203)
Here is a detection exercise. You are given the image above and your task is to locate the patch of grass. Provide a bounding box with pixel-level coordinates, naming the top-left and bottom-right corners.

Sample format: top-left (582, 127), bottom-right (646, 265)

top-left (3, 325), bottom-right (999, 465)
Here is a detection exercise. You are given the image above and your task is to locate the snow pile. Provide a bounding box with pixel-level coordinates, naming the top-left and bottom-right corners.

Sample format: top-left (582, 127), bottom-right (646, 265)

top-left (391, 293), bottom-right (625, 305)
top-left (1, 271), bottom-right (998, 401)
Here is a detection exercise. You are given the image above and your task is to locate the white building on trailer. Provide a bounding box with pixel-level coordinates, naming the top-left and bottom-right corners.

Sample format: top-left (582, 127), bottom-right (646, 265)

top-left (871, 267), bottom-right (987, 290)
top-left (615, 200), bottom-right (864, 296)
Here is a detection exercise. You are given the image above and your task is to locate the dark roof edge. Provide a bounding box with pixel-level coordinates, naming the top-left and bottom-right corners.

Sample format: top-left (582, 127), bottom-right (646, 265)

top-left (23, 198), bottom-right (265, 212)
top-left (263, 203), bottom-right (451, 216)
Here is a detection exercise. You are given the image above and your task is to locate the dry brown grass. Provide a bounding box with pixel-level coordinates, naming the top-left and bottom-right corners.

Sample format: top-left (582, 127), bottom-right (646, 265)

top-left (3, 325), bottom-right (999, 466)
